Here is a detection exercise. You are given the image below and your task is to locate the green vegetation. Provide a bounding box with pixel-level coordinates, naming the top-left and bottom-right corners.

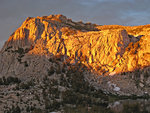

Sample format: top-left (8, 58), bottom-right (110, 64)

top-left (1, 54), bottom-right (150, 113)
top-left (19, 80), bottom-right (35, 90)
top-left (4, 105), bottom-right (21, 113)
top-left (0, 76), bottom-right (21, 85)
top-left (39, 63), bottom-right (112, 112)
top-left (47, 66), bottom-right (55, 76)
top-left (4, 46), bottom-right (13, 52)
top-left (15, 48), bottom-right (24, 54)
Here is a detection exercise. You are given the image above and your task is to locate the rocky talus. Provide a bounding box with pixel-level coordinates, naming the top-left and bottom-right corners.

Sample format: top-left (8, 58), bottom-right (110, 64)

top-left (0, 14), bottom-right (150, 96)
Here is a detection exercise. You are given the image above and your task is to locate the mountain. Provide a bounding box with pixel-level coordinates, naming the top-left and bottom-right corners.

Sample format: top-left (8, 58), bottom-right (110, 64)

top-left (0, 14), bottom-right (150, 112)
top-left (1, 14), bottom-right (150, 75)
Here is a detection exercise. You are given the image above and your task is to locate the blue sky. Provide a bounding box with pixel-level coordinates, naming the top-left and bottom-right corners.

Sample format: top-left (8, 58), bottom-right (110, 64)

top-left (0, 0), bottom-right (150, 48)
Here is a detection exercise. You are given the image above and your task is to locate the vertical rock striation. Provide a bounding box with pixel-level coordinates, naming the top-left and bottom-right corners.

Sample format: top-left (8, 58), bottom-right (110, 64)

top-left (0, 14), bottom-right (150, 95)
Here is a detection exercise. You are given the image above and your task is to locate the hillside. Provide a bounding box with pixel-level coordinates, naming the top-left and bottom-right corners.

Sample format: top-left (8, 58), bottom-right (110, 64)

top-left (0, 14), bottom-right (150, 112)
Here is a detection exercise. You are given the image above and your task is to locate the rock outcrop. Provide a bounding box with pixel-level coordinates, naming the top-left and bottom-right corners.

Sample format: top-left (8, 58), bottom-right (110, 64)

top-left (0, 14), bottom-right (150, 96)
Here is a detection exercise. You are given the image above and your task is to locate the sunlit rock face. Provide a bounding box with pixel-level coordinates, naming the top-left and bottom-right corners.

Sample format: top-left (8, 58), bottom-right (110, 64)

top-left (0, 14), bottom-right (150, 77)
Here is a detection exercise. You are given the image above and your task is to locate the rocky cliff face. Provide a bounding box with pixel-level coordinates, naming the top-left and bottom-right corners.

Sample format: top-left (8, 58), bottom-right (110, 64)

top-left (0, 14), bottom-right (150, 96)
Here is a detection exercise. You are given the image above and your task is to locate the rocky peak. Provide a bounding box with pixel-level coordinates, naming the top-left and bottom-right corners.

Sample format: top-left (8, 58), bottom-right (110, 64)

top-left (0, 14), bottom-right (150, 97)
top-left (0, 14), bottom-right (150, 76)
top-left (1, 14), bottom-right (99, 52)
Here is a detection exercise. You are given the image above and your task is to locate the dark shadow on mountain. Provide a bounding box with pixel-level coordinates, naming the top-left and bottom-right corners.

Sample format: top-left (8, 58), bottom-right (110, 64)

top-left (35, 18), bottom-right (45, 41)
top-left (128, 34), bottom-right (144, 43)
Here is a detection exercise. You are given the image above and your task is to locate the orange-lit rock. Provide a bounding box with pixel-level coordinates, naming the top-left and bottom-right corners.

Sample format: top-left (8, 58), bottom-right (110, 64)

top-left (1, 14), bottom-right (150, 76)
top-left (0, 14), bottom-right (150, 96)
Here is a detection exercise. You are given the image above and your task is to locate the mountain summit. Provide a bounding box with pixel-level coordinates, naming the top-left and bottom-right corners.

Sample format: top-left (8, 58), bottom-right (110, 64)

top-left (0, 14), bottom-right (150, 112)
top-left (1, 14), bottom-right (150, 74)
top-left (0, 14), bottom-right (150, 96)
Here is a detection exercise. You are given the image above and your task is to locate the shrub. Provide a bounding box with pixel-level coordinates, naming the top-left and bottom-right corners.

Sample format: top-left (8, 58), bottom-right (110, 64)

top-left (5, 105), bottom-right (21, 113)
top-left (0, 76), bottom-right (21, 85)
top-left (24, 61), bottom-right (29, 67)
top-left (15, 48), bottom-right (24, 54)
top-left (20, 80), bottom-right (35, 89)
top-left (48, 66), bottom-right (55, 76)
